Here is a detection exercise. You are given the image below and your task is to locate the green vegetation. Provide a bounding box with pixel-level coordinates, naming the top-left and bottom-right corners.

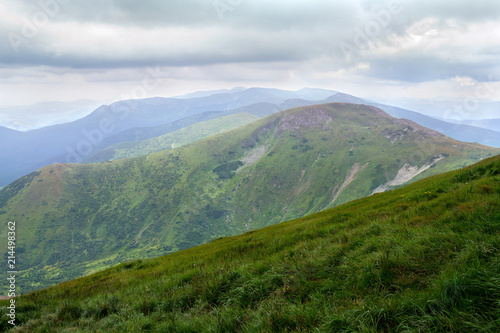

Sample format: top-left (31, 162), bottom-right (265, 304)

top-left (213, 161), bottom-right (244, 179)
top-left (0, 103), bottom-right (498, 293)
top-left (1, 154), bottom-right (499, 332)
top-left (84, 113), bottom-right (260, 163)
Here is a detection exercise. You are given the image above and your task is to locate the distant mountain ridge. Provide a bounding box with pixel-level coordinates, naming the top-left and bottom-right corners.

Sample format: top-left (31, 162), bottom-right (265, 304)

top-left (384, 98), bottom-right (500, 120)
top-left (76, 93), bottom-right (500, 164)
top-left (83, 113), bottom-right (261, 163)
top-left (444, 118), bottom-right (500, 133)
top-left (0, 88), bottom-right (336, 186)
top-left (1, 87), bottom-right (499, 187)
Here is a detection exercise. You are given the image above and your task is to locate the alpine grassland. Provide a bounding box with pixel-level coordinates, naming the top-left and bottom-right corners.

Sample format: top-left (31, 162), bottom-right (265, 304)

top-left (1, 154), bottom-right (499, 332)
top-left (1, 103), bottom-right (498, 293)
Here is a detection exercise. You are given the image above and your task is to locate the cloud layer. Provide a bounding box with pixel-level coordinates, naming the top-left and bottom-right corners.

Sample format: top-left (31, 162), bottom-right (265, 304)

top-left (0, 0), bottom-right (499, 109)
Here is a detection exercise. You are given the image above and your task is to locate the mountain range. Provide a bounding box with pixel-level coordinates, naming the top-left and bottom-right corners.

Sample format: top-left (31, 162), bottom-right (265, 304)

top-left (1, 103), bottom-right (498, 292)
top-left (1, 87), bottom-right (499, 188)
top-left (384, 97), bottom-right (500, 120)
top-left (444, 118), bottom-right (500, 133)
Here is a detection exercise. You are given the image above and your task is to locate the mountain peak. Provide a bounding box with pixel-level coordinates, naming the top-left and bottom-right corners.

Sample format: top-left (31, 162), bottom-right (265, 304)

top-left (277, 104), bottom-right (334, 134)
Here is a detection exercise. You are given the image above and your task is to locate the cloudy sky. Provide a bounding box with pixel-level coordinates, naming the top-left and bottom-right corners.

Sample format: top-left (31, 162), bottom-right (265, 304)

top-left (1, 0), bottom-right (499, 115)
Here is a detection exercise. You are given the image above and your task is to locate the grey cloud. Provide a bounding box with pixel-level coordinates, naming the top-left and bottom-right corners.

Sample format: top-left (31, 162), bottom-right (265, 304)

top-left (1, 0), bottom-right (499, 88)
top-left (7, 0), bottom-right (360, 29)
top-left (0, 28), bottom-right (311, 69)
top-left (404, 0), bottom-right (500, 23)
top-left (364, 54), bottom-right (500, 82)
top-left (5, 0), bottom-right (217, 27)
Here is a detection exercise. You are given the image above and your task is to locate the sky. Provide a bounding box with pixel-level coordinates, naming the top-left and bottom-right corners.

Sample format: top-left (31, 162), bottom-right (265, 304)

top-left (0, 0), bottom-right (499, 120)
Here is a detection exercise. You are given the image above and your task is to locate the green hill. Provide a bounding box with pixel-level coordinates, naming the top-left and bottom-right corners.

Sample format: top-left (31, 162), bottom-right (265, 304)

top-left (2, 151), bottom-right (499, 332)
top-left (83, 112), bottom-right (260, 163)
top-left (0, 103), bottom-right (498, 293)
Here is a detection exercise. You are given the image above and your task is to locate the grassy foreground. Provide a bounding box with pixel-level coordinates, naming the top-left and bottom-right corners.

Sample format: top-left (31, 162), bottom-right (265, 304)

top-left (1, 154), bottom-right (500, 332)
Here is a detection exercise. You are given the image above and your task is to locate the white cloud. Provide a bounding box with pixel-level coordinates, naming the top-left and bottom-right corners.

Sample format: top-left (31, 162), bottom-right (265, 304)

top-left (0, 0), bottom-right (499, 107)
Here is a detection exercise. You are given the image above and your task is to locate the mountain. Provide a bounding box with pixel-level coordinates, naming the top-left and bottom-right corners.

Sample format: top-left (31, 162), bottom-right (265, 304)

top-left (1, 87), bottom-right (498, 188)
top-left (81, 102), bottom-right (282, 160)
top-left (0, 88), bottom-right (336, 187)
top-left (367, 102), bottom-right (500, 147)
top-left (312, 93), bottom-right (500, 148)
top-left (2, 154), bottom-right (499, 332)
top-left (174, 86), bottom-right (248, 99)
top-left (294, 87), bottom-right (340, 100)
top-left (81, 102), bottom-right (313, 163)
top-left (382, 97), bottom-right (500, 120)
top-left (83, 92), bottom-right (500, 165)
top-left (83, 112), bottom-right (260, 163)
top-left (0, 126), bottom-right (23, 141)
top-left (237, 92), bottom-right (500, 148)
top-left (447, 118), bottom-right (500, 133)
top-left (1, 103), bottom-right (498, 292)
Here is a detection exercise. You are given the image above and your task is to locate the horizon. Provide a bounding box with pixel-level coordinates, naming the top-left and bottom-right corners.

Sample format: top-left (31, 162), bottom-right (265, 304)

top-left (1, 86), bottom-right (499, 132)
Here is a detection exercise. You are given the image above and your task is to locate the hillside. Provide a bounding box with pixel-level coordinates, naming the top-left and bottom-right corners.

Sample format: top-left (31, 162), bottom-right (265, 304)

top-left (1, 153), bottom-right (499, 332)
top-left (0, 103), bottom-right (498, 292)
top-left (83, 112), bottom-right (260, 163)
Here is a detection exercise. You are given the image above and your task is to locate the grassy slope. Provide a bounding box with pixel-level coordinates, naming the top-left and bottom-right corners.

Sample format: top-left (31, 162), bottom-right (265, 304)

top-left (84, 112), bottom-right (260, 162)
top-left (0, 103), bottom-right (498, 293)
top-left (1, 154), bottom-right (499, 332)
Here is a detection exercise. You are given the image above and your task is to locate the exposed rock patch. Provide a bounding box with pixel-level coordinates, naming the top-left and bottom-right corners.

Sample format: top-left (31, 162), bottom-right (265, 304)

top-left (329, 162), bottom-right (369, 205)
top-left (373, 155), bottom-right (446, 193)
top-left (382, 128), bottom-right (408, 143)
top-left (277, 107), bottom-right (333, 135)
top-left (238, 145), bottom-right (270, 171)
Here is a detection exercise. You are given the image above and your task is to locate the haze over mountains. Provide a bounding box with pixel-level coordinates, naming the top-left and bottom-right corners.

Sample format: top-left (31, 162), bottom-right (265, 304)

top-left (0, 100), bottom-right (101, 131)
top-left (444, 118), bottom-right (500, 133)
top-left (1, 102), bottom-right (498, 292)
top-left (382, 97), bottom-right (500, 121)
top-left (1, 87), bottom-right (499, 188)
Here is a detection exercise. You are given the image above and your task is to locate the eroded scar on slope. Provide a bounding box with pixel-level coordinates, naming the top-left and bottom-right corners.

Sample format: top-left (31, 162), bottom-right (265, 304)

top-left (329, 162), bottom-right (370, 205)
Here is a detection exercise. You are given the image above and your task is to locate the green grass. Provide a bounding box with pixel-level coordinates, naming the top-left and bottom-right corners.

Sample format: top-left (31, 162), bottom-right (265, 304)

top-left (1, 154), bottom-right (499, 332)
top-left (1, 103), bottom-right (498, 293)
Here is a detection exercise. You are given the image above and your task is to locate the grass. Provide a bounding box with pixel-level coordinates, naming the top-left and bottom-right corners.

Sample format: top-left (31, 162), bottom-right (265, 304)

top-left (0, 154), bottom-right (499, 332)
